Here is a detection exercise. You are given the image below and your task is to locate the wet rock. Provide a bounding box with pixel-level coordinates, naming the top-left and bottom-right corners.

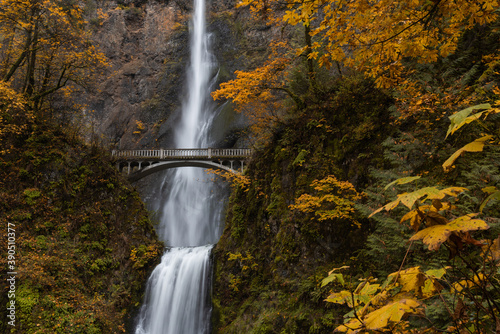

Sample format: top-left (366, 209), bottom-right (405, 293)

top-left (80, 0), bottom-right (274, 150)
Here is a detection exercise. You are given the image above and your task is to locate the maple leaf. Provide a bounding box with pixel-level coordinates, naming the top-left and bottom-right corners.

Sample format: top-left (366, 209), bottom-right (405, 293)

top-left (390, 267), bottom-right (424, 291)
top-left (363, 298), bottom-right (421, 330)
top-left (409, 214), bottom-right (489, 251)
top-left (445, 104), bottom-right (493, 138)
top-left (321, 266), bottom-right (349, 287)
top-left (384, 176), bottom-right (421, 190)
top-left (442, 135), bottom-right (494, 172)
top-left (370, 186), bottom-right (466, 217)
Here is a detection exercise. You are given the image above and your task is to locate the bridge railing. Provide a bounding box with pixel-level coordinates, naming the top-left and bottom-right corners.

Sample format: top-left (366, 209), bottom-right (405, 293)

top-left (112, 148), bottom-right (252, 160)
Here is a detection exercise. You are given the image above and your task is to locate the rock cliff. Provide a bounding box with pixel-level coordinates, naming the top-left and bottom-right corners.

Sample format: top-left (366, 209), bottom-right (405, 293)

top-left (81, 0), bottom-right (273, 150)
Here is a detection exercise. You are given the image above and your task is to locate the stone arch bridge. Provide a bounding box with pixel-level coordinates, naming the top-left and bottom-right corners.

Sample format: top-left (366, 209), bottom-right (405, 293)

top-left (112, 148), bottom-right (252, 182)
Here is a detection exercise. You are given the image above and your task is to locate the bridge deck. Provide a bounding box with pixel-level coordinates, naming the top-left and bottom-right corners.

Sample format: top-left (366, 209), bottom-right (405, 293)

top-left (112, 148), bottom-right (251, 160)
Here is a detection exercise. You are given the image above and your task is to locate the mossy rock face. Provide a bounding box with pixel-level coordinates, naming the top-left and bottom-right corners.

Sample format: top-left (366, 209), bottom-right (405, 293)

top-left (0, 108), bottom-right (162, 333)
top-left (212, 76), bottom-right (393, 333)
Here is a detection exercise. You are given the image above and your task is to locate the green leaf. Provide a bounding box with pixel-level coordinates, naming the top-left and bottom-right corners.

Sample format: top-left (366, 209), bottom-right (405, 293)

top-left (322, 266), bottom-right (350, 286)
top-left (479, 189), bottom-right (500, 213)
top-left (445, 103), bottom-right (491, 139)
top-left (384, 176), bottom-right (421, 190)
top-left (425, 267), bottom-right (447, 279)
top-left (357, 282), bottom-right (381, 304)
top-left (321, 273), bottom-right (345, 287)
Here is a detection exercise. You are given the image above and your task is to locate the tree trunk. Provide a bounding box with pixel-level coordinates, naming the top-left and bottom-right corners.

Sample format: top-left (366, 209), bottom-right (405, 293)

top-left (3, 30), bottom-right (31, 83)
top-left (24, 19), bottom-right (39, 98)
top-left (304, 24), bottom-right (317, 93)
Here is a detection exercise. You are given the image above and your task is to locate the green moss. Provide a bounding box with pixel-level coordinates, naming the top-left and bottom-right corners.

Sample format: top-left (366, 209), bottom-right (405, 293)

top-left (230, 203), bottom-right (246, 239)
top-left (292, 149), bottom-right (308, 168)
top-left (23, 188), bottom-right (41, 205)
top-left (212, 75), bottom-right (393, 333)
top-left (0, 114), bottom-right (163, 333)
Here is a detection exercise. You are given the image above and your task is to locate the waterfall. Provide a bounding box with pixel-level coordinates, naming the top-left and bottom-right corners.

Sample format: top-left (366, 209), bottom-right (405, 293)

top-left (135, 0), bottom-right (223, 332)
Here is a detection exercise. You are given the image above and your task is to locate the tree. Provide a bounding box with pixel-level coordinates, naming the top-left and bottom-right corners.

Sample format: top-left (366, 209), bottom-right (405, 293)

top-left (0, 0), bottom-right (107, 112)
top-left (213, 0), bottom-right (500, 139)
top-left (212, 40), bottom-right (301, 144)
top-left (0, 81), bottom-right (33, 155)
top-left (322, 103), bottom-right (500, 333)
top-left (276, 0), bottom-right (499, 87)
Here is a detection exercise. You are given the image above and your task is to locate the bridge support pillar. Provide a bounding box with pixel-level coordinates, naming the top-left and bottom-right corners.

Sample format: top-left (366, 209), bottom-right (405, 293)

top-left (127, 162), bottom-right (131, 175)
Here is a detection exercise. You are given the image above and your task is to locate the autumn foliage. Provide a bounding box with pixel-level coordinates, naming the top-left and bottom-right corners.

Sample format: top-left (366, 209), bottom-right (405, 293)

top-left (0, 0), bottom-right (108, 111)
top-left (212, 41), bottom-right (297, 142)
top-left (212, 0), bottom-right (500, 331)
top-left (0, 21), bottom-right (159, 332)
top-left (213, 0), bottom-right (500, 134)
top-left (321, 104), bottom-right (500, 333)
top-left (0, 103), bottom-right (163, 332)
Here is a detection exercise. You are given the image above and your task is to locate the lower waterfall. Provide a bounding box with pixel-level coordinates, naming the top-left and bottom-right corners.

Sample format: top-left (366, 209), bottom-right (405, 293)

top-left (135, 246), bottom-right (213, 334)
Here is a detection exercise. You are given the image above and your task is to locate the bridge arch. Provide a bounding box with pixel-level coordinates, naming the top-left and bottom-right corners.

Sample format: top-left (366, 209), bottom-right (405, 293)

top-left (112, 148), bottom-right (251, 181)
top-left (126, 160), bottom-right (238, 182)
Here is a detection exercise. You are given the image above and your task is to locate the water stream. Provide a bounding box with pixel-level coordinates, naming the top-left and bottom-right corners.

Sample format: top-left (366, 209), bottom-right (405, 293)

top-left (135, 0), bottom-right (222, 332)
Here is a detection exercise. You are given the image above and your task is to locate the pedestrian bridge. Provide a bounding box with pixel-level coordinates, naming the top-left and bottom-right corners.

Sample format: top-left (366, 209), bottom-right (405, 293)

top-left (112, 148), bottom-right (252, 181)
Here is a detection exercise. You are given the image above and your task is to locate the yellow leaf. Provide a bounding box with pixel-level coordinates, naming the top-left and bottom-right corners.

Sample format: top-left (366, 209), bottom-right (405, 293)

top-left (419, 266), bottom-right (448, 299)
top-left (421, 277), bottom-right (443, 298)
top-left (384, 176), bottom-right (421, 190)
top-left (482, 186), bottom-right (498, 194)
top-left (410, 214), bottom-right (489, 251)
top-left (400, 209), bottom-right (421, 226)
top-left (325, 290), bottom-right (352, 305)
top-left (427, 187), bottom-right (467, 200)
top-left (482, 236), bottom-right (500, 262)
top-left (328, 265), bottom-right (350, 275)
top-left (443, 135), bottom-right (493, 172)
top-left (371, 187), bottom-right (466, 217)
top-left (363, 299), bottom-right (421, 330)
top-left (445, 104), bottom-right (491, 139)
top-left (389, 267), bottom-right (425, 293)
top-left (451, 273), bottom-right (486, 293)
top-left (335, 318), bottom-right (363, 333)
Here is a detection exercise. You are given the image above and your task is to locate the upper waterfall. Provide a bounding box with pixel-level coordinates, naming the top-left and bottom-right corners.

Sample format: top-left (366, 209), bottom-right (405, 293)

top-left (176, 0), bottom-right (215, 149)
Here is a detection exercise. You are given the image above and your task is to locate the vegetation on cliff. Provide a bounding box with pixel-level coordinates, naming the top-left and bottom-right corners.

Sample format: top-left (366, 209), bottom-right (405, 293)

top-left (212, 0), bottom-right (500, 333)
top-left (0, 9), bottom-right (162, 331)
top-left (212, 75), bottom-right (394, 332)
top-left (0, 82), bottom-right (163, 333)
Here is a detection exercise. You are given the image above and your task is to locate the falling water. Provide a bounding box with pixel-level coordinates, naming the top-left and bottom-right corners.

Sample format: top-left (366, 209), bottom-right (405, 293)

top-left (135, 0), bottom-right (222, 332)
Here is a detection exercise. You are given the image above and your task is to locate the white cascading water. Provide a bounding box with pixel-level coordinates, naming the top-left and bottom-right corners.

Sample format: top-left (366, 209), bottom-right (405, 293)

top-left (135, 0), bottom-right (223, 332)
